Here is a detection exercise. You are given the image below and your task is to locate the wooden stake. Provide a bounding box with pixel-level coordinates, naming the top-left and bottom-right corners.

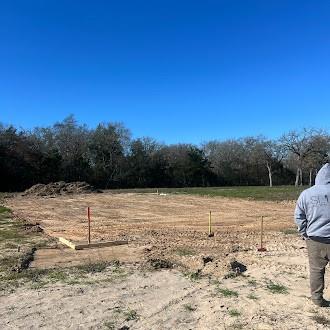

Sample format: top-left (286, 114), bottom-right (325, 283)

top-left (208, 211), bottom-right (214, 237)
top-left (260, 216), bottom-right (263, 248)
top-left (87, 206), bottom-right (91, 244)
top-left (258, 216), bottom-right (267, 252)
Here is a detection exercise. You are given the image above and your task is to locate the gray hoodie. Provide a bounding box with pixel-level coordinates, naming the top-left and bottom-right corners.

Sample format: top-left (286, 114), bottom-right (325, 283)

top-left (295, 163), bottom-right (330, 241)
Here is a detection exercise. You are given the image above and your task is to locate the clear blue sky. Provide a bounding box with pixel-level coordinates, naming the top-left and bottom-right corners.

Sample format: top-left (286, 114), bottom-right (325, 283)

top-left (1, 0), bottom-right (330, 144)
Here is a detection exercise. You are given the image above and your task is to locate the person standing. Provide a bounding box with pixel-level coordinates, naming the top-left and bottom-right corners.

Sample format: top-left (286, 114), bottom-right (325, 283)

top-left (295, 163), bottom-right (330, 307)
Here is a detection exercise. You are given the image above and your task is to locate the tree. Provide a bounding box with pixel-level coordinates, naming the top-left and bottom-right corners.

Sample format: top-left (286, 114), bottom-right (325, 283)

top-left (280, 129), bottom-right (330, 186)
top-left (89, 123), bottom-right (130, 188)
top-left (52, 115), bottom-right (91, 182)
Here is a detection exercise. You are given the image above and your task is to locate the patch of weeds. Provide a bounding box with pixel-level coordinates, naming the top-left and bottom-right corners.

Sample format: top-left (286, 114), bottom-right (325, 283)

top-left (217, 287), bottom-right (239, 298)
top-left (0, 255), bottom-right (19, 272)
top-left (3, 242), bottom-right (19, 249)
top-left (228, 309), bottom-right (241, 317)
top-left (224, 272), bottom-right (239, 279)
top-left (311, 315), bottom-right (330, 326)
top-left (149, 258), bottom-right (173, 269)
top-left (0, 206), bottom-right (11, 214)
top-left (184, 270), bottom-right (202, 281)
top-left (47, 270), bottom-right (69, 283)
top-left (124, 309), bottom-right (139, 321)
top-left (30, 280), bottom-right (49, 290)
top-left (282, 228), bottom-right (297, 235)
top-left (77, 261), bottom-right (109, 273)
top-left (266, 281), bottom-right (288, 294)
top-left (247, 279), bottom-right (257, 287)
top-left (104, 320), bottom-right (116, 329)
top-left (111, 263), bottom-right (126, 277)
top-left (183, 304), bottom-right (197, 312)
top-left (247, 293), bottom-right (259, 300)
top-left (229, 322), bottom-right (244, 329)
top-left (210, 279), bottom-right (222, 286)
top-left (175, 247), bottom-right (196, 256)
top-left (0, 229), bottom-right (25, 242)
top-left (1, 268), bottom-right (48, 291)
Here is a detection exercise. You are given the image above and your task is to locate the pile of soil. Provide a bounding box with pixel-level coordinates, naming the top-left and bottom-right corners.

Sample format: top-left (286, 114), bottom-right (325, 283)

top-left (22, 181), bottom-right (96, 197)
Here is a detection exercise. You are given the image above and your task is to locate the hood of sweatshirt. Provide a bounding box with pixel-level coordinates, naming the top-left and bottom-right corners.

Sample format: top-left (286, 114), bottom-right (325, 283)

top-left (315, 163), bottom-right (330, 185)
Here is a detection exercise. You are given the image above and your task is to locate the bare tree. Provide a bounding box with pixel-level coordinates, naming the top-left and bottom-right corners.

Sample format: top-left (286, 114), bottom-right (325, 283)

top-left (280, 128), bottom-right (330, 186)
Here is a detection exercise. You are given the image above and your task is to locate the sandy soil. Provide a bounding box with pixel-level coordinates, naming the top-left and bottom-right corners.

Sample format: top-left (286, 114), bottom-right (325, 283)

top-left (1, 255), bottom-right (330, 329)
top-left (6, 193), bottom-right (296, 275)
top-left (2, 193), bottom-right (330, 329)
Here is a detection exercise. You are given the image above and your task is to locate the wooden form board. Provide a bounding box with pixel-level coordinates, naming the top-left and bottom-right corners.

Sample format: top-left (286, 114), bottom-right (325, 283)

top-left (59, 237), bottom-right (128, 250)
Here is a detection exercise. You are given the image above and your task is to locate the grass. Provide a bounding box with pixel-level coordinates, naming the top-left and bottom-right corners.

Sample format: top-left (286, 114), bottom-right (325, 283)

top-left (76, 261), bottom-right (109, 273)
top-left (104, 321), bottom-right (116, 329)
top-left (282, 228), bottom-right (298, 235)
top-left (0, 261), bottom-right (128, 292)
top-left (247, 293), bottom-right (259, 300)
top-left (217, 287), bottom-right (239, 297)
top-left (228, 309), bottom-right (241, 317)
top-left (266, 281), bottom-right (289, 294)
top-left (0, 206), bottom-right (11, 213)
top-left (109, 185), bottom-right (306, 201)
top-left (184, 270), bottom-right (202, 281)
top-left (247, 279), bottom-right (257, 287)
top-left (175, 247), bottom-right (196, 256)
top-left (124, 309), bottom-right (139, 321)
top-left (228, 323), bottom-right (244, 329)
top-left (183, 304), bottom-right (197, 312)
top-left (311, 315), bottom-right (330, 326)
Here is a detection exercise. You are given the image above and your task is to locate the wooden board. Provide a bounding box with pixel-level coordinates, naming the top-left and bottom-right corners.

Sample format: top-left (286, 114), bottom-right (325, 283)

top-left (59, 237), bottom-right (128, 250)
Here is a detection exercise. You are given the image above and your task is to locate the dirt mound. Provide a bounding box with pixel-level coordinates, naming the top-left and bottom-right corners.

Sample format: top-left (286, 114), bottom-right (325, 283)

top-left (22, 181), bottom-right (96, 197)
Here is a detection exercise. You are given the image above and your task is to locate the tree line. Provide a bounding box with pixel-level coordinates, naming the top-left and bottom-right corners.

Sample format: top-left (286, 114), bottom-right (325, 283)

top-left (1, 115), bottom-right (329, 192)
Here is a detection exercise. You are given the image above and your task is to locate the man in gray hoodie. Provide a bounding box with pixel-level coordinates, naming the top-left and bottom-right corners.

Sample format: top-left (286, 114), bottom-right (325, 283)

top-left (295, 163), bottom-right (330, 307)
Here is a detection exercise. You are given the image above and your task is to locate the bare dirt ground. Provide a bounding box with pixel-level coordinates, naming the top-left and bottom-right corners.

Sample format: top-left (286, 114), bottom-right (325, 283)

top-left (2, 193), bottom-right (330, 329)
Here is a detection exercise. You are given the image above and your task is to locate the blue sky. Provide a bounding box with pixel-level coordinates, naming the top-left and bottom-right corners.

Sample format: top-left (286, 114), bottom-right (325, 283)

top-left (1, 0), bottom-right (330, 144)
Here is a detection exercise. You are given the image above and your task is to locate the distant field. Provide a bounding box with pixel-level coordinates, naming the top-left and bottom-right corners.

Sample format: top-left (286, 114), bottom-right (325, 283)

top-left (110, 186), bottom-right (307, 201)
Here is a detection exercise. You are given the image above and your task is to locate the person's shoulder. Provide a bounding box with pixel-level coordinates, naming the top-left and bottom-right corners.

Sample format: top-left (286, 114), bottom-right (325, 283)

top-left (298, 186), bottom-right (316, 200)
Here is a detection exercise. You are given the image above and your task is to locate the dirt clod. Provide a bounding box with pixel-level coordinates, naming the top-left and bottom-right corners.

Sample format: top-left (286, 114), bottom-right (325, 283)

top-left (202, 256), bottom-right (213, 265)
top-left (228, 260), bottom-right (247, 274)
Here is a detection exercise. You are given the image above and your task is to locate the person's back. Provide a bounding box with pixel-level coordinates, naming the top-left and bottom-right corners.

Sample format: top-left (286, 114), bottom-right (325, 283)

top-left (295, 163), bottom-right (330, 307)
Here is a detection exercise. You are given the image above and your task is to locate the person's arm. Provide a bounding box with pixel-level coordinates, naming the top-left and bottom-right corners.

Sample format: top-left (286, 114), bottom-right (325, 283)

top-left (294, 193), bottom-right (308, 238)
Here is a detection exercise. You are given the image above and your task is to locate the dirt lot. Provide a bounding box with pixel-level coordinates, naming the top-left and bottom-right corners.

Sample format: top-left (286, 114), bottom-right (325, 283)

top-left (2, 192), bottom-right (330, 329)
top-left (6, 193), bottom-right (296, 274)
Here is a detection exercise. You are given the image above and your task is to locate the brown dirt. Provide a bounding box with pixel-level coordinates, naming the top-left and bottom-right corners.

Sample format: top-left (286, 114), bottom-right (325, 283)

top-left (3, 193), bottom-right (330, 329)
top-left (6, 192), bottom-right (296, 276)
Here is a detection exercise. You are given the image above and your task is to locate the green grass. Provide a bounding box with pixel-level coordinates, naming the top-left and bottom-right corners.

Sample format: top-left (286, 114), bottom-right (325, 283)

top-left (247, 293), bottom-right (259, 300)
top-left (0, 206), bottom-right (11, 214)
top-left (183, 304), bottom-right (197, 312)
top-left (104, 321), bottom-right (116, 329)
top-left (266, 281), bottom-right (289, 294)
top-left (311, 315), bottom-right (330, 326)
top-left (124, 309), bottom-right (139, 321)
top-left (76, 261), bottom-right (109, 273)
top-left (281, 228), bottom-right (298, 235)
top-left (109, 186), bottom-right (305, 201)
top-left (175, 247), bottom-right (196, 256)
top-left (247, 279), bottom-right (257, 287)
top-left (217, 287), bottom-right (239, 297)
top-left (228, 309), bottom-right (241, 317)
top-left (184, 271), bottom-right (202, 281)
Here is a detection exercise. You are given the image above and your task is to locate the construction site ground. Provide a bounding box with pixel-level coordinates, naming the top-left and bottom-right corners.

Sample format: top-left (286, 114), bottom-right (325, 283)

top-left (1, 192), bottom-right (330, 329)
